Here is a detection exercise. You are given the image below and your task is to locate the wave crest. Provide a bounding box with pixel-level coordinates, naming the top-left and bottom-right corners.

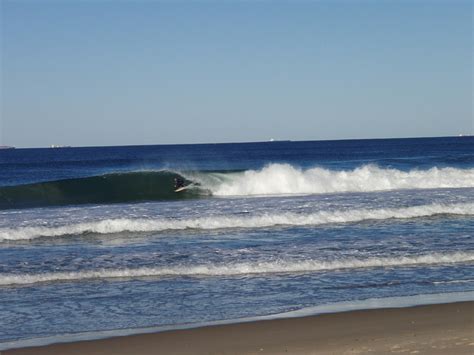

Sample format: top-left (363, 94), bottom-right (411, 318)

top-left (1, 202), bottom-right (472, 241)
top-left (1, 252), bottom-right (472, 286)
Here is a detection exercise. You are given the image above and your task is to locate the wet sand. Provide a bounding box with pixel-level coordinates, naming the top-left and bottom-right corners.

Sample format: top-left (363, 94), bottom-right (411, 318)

top-left (5, 301), bottom-right (473, 355)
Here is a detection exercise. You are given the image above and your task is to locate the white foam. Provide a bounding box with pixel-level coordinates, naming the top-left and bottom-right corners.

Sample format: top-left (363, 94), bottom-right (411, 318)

top-left (1, 202), bottom-right (472, 241)
top-left (1, 251), bottom-right (473, 286)
top-left (204, 164), bottom-right (474, 196)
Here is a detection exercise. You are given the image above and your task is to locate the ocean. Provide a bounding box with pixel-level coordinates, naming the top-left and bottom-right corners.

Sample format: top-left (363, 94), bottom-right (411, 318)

top-left (0, 137), bottom-right (473, 349)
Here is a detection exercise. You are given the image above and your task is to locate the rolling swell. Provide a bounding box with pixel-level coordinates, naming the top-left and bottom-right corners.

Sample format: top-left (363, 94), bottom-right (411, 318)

top-left (0, 171), bottom-right (202, 210)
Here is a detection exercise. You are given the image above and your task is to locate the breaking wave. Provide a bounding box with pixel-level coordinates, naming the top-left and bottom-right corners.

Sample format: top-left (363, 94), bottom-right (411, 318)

top-left (1, 164), bottom-right (473, 209)
top-left (1, 202), bottom-right (472, 241)
top-left (1, 252), bottom-right (472, 286)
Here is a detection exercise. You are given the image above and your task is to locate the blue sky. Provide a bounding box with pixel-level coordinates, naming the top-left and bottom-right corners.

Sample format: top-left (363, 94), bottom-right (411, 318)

top-left (1, 0), bottom-right (472, 147)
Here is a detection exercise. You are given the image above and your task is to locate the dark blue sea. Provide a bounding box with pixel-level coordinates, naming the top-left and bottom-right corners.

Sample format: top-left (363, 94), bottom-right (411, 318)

top-left (1, 137), bottom-right (473, 349)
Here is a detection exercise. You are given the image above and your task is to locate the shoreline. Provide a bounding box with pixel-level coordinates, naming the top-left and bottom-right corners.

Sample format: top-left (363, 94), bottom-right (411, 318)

top-left (3, 291), bottom-right (473, 351)
top-left (4, 300), bottom-right (473, 355)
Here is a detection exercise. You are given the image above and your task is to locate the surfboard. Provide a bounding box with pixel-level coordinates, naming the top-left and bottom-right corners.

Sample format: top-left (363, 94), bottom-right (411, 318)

top-left (174, 185), bottom-right (191, 193)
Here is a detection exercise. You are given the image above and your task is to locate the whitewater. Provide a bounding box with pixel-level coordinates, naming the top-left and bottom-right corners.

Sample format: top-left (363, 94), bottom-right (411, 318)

top-left (200, 164), bottom-right (474, 196)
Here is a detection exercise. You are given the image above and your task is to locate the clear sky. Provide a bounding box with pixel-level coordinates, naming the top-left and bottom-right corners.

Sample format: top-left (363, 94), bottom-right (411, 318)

top-left (1, 0), bottom-right (472, 148)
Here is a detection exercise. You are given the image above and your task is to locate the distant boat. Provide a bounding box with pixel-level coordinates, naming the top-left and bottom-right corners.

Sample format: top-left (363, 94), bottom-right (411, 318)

top-left (269, 139), bottom-right (291, 142)
top-left (50, 145), bottom-right (71, 148)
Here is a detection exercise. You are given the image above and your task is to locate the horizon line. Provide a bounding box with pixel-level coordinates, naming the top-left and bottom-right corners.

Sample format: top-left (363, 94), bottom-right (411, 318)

top-left (2, 134), bottom-right (472, 150)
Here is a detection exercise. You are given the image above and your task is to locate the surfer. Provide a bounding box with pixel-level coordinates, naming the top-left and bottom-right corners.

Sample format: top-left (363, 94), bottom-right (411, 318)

top-left (174, 177), bottom-right (185, 190)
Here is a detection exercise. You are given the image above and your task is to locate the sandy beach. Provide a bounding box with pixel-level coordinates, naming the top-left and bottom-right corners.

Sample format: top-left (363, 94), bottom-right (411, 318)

top-left (5, 301), bottom-right (473, 355)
